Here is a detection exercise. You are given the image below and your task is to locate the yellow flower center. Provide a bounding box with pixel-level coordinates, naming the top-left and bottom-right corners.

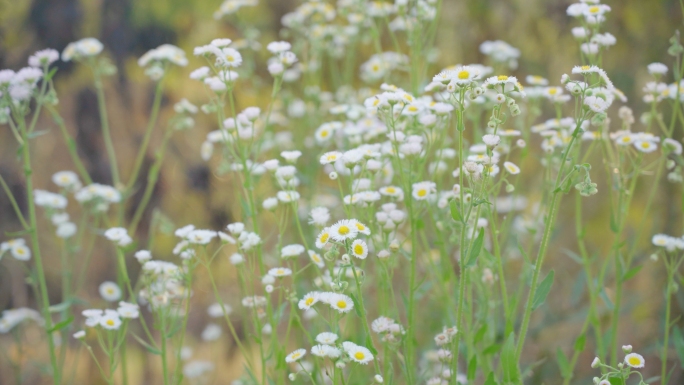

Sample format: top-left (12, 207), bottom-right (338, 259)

top-left (355, 223), bottom-right (365, 231)
top-left (320, 130), bottom-right (329, 138)
top-left (497, 75), bottom-right (508, 81)
top-left (17, 248), bottom-right (24, 255)
top-left (457, 70), bottom-right (469, 79)
top-left (628, 356), bottom-right (640, 366)
top-left (589, 6), bottom-right (599, 13)
top-left (337, 300), bottom-right (347, 309)
top-left (327, 154), bottom-right (337, 161)
top-left (641, 142), bottom-right (650, 149)
top-left (320, 233), bottom-right (329, 243)
top-left (277, 269), bottom-right (284, 275)
top-left (581, 65), bottom-right (590, 70)
top-left (354, 352), bottom-right (365, 360)
top-left (354, 244), bottom-right (364, 255)
top-left (417, 189), bottom-right (427, 197)
top-left (338, 226), bottom-right (350, 235)
top-left (305, 297), bottom-right (314, 305)
top-left (548, 88), bottom-right (557, 95)
top-left (386, 187), bottom-right (396, 193)
top-left (622, 136), bottom-right (631, 142)
top-left (372, 64), bottom-right (380, 72)
top-left (106, 319), bottom-right (115, 326)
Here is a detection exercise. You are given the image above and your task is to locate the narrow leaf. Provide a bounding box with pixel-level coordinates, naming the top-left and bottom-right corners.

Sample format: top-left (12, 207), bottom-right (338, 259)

top-left (556, 347), bottom-right (571, 378)
top-left (483, 372), bottom-right (498, 385)
top-left (449, 199), bottom-right (463, 223)
top-left (467, 355), bottom-right (477, 381)
top-left (465, 228), bottom-right (485, 268)
top-left (501, 333), bottom-right (519, 383)
top-left (532, 270), bottom-right (555, 310)
top-left (132, 333), bottom-right (161, 355)
top-left (47, 316), bottom-right (73, 333)
top-left (621, 265), bottom-right (643, 282)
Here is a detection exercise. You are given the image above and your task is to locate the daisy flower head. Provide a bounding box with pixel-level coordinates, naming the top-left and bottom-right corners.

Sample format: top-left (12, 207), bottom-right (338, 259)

top-left (634, 140), bottom-right (658, 153)
top-left (379, 185), bottom-right (403, 198)
top-left (308, 250), bottom-right (325, 267)
top-left (624, 352), bottom-right (645, 368)
top-left (309, 207), bottom-right (330, 226)
top-left (285, 348), bottom-right (306, 363)
top-left (298, 292), bottom-right (320, 310)
top-left (187, 229), bottom-right (217, 245)
top-left (584, 96), bottom-right (609, 113)
top-left (330, 220), bottom-right (359, 241)
top-left (350, 239), bottom-right (369, 259)
top-left (8, 242), bottom-right (31, 261)
top-left (320, 151), bottom-right (343, 165)
top-left (503, 161), bottom-right (521, 175)
top-left (325, 293), bottom-right (354, 313)
top-left (647, 62), bottom-right (668, 76)
top-left (572, 65), bottom-right (600, 75)
top-left (281, 244), bottom-right (305, 259)
top-left (350, 219), bottom-right (371, 235)
top-left (526, 75), bottom-right (548, 86)
top-left (316, 332), bottom-right (339, 345)
top-left (450, 65), bottom-right (480, 86)
top-left (99, 281), bottom-right (122, 302)
top-left (315, 227), bottom-right (332, 249)
top-left (652, 234), bottom-right (674, 249)
top-left (99, 313), bottom-right (122, 330)
top-left (268, 267), bottom-right (293, 278)
top-left (345, 343), bottom-right (374, 364)
top-left (432, 70), bottom-right (454, 84)
top-left (412, 181), bottom-right (436, 200)
top-left (311, 344), bottom-right (342, 358)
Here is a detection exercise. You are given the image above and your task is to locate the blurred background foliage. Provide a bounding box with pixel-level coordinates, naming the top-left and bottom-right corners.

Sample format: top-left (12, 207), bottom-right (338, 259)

top-left (1, 0), bottom-right (684, 383)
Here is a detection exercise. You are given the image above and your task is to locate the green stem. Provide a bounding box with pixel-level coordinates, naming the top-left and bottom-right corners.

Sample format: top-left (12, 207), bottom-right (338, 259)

top-left (126, 78), bottom-right (165, 193)
top-left (17, 115), bottom-right (61, 385)
top-left (516, 130), bottom-right (581, 360)
top-left (93, 69), bottom-right (121, 188)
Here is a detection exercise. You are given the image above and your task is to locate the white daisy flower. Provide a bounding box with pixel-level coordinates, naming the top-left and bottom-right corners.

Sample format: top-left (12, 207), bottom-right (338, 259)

top-left (503, 161), bottom-right (521, 175)
top-left (281, 244), bottom-right (305, 258)
top-left (315, 228), bottom-right (332, 249)
top-left (285, 348), bottom-right (306, 363)
top-left (298, 292), bottom-right (320, 310)
top-left (99, 281), bottom-right (122, 302)
top-left (330, 220), bottom-right (359, 241)
top-left (99, 313), bottom-right (122, 330)
top-left (350, 239), bottom-right (369, 259)
top-left (624, 352), bottom-right (645, 368)
top-left (634, 140), bottom-right (657, 153)
top-left (316, 332), bottom-right (339, 345)
top-left (268, 267), bottom-right (293, 278)
top-left (308, 250), bottom-right (325, 267)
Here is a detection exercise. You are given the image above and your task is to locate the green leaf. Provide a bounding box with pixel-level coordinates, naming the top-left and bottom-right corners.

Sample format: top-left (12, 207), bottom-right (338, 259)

top-left (673, 328), bottom-right (684, 368)
top-left (48, 301), bottom-right (72, 313)
top-left (349, 293), bottom-right (363, 318)
top-left (416, 219), bottom-right (425, 230)
top-left (483, 372), bottom-right (498, 385)
top-left (607, 374), bottom-right (626, 385)
top-left (467, 355), bottom-right (477, 381)
top-left (465, 228), bottom-right (485, 268)
top-left (599, 288), bottom-right (614, 310)
top-left (482, 343), bottom-right (502, 355)
top-left (28, 129), bottom-right (50, 139)
top-left (621, 265), bottom-right (643, 282)
top-left (365, 335), bottom-right (378, 356)
top-left (132, 333), bottom-right (161, 355)
top-left (500, 333), bottom-right (519, 383)
top-left (574, 333), bottom-right (586, 352)
top-left (474, 323), bottom-right (488, 345)
top-left (532, 270), bottom-right (555, 310)
top-left (449, 199), bottom-right (463, 223)
top-left (556, 347), bottom-right (571, 379)
top-left (47, 316), bottom-right (73, 333)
